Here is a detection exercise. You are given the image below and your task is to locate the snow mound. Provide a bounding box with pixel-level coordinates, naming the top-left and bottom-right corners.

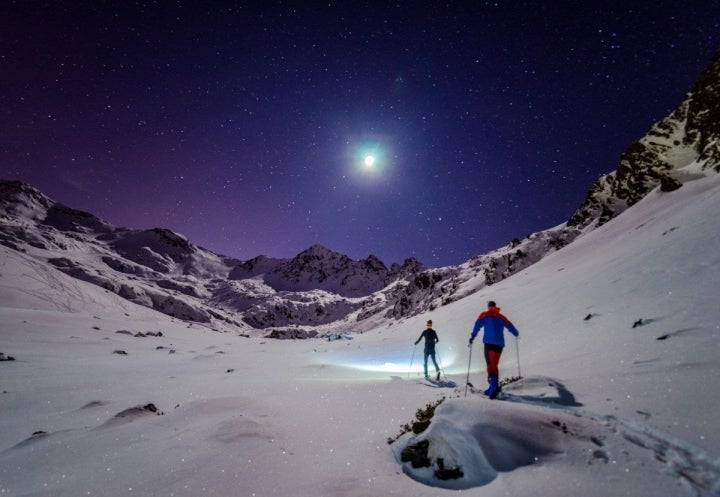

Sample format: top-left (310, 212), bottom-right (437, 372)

top-left (394, 397), bottom-right (566, 489)
top-left (394, 373), bottom-right (720, 495)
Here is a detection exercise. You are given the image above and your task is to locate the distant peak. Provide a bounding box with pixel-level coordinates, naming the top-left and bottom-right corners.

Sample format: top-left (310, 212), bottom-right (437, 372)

top-left (304, 243), bottom-right (332, 253)
top-left (295, 244), bottom-right (346, 262)
top-left (0, 179), bottom-right (53, 206)
top-left (0, 179), bottom-right (55, 221)
top-left (148, 227), bottom-right (196, 252)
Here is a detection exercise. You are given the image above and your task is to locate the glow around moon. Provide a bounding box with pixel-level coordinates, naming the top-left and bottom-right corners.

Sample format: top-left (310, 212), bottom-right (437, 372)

top-left (350, 139), bottom-right (387, 177)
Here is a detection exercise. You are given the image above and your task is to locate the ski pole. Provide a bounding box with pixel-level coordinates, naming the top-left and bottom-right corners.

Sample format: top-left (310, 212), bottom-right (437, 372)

top-left (464, 343), bottom-right (473, 397)
top-left (515, 337), bottom-right (521, 378)
top-left (435, 348), bottom-right (444, 379)
top-left (407, 344), bottom-right (417, 379)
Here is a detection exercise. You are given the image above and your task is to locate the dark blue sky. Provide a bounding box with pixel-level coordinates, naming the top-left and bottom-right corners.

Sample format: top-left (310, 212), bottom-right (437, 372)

top-left (2, 1), bottom-right (718, 267)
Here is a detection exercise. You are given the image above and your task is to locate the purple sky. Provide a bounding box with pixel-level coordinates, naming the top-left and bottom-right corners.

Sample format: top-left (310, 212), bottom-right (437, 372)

top-left (2, 2), bottom-right (718, 267)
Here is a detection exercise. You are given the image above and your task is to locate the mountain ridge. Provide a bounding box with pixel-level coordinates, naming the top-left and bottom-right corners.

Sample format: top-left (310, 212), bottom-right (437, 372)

top-left (568, 48), bottom-right (720, 230)
top-left (1, 49), bottom-right (718, 335)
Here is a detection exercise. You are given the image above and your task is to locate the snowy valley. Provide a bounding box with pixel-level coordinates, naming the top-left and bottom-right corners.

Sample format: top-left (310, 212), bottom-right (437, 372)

top-left (1, 51), bottom-right (719, 497)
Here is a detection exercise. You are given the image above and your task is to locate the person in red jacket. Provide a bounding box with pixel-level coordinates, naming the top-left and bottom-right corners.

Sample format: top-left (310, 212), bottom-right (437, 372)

top-left (469, 301), bottom-right (519, 398)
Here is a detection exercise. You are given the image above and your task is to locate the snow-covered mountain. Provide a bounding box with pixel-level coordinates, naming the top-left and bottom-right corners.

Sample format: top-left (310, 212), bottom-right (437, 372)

top-left (0, 180), bottom-right (246, 327)
top-left (1, 49), bottom-right (719, 337)
top-left (0, 180), bottom-right (572, 333)
top-left (229, 244), bottom-right (424, 297)
top-left (0, 180), bottom-right (429, 334)
top-left (568, 48), bottom-right (720, 229)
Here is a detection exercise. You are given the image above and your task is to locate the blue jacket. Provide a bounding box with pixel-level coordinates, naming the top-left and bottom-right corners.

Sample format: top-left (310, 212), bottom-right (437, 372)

top-left (471, 306), bottom-right (519, 347)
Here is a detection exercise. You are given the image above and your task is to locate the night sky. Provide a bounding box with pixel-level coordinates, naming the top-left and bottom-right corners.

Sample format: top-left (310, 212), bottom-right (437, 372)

top-left (2, 2), bottom-right (718, 267)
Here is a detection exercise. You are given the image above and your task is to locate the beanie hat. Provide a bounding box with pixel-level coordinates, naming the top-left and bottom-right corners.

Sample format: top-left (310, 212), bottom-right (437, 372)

top-left (426, 320), bottom-right (432, 327)
top-left (488, 301), bottom-right (496, 308)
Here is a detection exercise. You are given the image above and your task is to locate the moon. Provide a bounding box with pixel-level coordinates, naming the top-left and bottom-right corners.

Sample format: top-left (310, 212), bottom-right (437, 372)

top-left (349, 138), bottom-right (387, 177)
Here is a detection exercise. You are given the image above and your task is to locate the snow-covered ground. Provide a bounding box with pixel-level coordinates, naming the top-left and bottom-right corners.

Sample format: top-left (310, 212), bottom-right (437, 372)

top-left (1, 173), bottom-right (719, 496)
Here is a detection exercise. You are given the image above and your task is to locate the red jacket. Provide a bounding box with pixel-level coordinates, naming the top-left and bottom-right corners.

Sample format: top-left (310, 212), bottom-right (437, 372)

top-left (471, 306), bottom-right (519, 347)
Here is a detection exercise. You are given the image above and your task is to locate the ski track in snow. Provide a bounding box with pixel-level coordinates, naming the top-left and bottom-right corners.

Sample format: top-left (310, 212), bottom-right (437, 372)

top-left (492, 377), bottom-right (720, 497)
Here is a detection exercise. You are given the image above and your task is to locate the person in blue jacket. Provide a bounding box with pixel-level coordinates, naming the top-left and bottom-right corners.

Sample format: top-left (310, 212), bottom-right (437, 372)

top-left (469, 301), bottom-right (519, 398)
top-left (415, 319), bottom-right (440, 380)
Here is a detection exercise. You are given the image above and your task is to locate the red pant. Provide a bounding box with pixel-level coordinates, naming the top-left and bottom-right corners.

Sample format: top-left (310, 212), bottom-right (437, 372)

top-left (484, 343), bottom-right (503, 377)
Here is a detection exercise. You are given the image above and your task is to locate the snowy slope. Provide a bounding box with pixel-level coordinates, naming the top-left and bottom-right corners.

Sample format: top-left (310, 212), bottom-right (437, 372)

top-left (1, 171), bottom-right (719, 496)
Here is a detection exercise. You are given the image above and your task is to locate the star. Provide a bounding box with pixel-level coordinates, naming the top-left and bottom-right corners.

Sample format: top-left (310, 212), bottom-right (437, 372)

top-left (3, 1), bottom-right (717, 267)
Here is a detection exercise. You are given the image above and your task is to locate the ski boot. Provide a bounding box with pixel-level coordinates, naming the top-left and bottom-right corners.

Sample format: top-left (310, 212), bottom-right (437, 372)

top-left (484, 375), bottom-right (500, 399)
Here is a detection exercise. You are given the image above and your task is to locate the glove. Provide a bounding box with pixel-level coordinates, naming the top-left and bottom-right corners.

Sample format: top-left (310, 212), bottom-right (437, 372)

top-left (468, 337), bottom-right (474, 345)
